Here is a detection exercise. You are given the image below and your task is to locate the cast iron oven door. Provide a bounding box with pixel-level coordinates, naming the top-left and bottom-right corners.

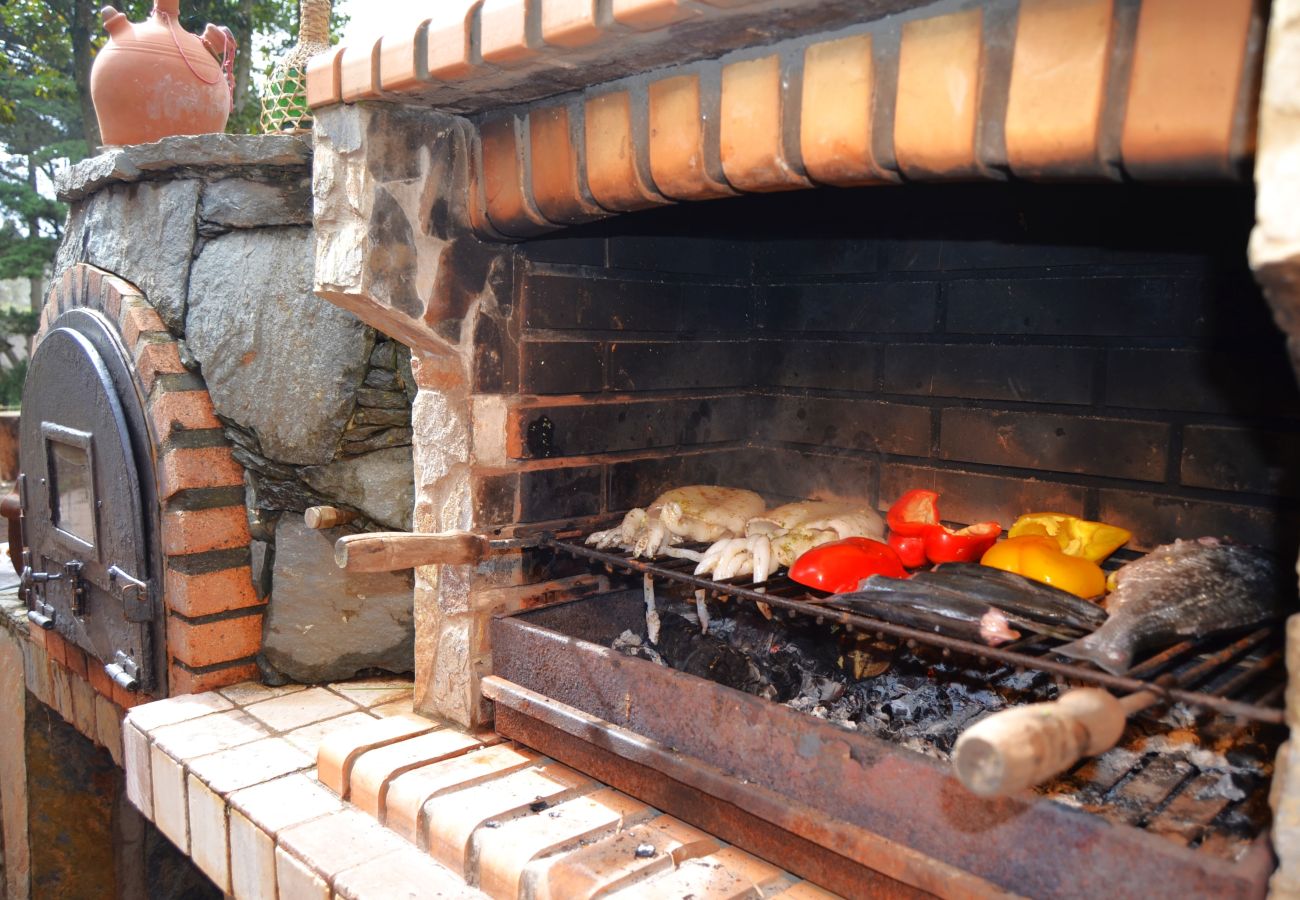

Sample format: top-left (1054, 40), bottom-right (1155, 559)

top-left (19, 309), bottom-right (158, 693)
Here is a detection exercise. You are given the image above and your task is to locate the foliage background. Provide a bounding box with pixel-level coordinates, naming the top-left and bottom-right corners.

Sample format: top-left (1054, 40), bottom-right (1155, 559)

top-left (0, 0), bottom-right (333, 406)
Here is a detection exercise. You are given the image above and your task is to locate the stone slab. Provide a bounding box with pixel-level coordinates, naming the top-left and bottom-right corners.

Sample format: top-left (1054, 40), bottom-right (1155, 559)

top-left (299, 446), bottom-right (414, 530)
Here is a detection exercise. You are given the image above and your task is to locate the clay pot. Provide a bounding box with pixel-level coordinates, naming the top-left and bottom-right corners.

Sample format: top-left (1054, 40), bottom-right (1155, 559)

top-left (90, 0), bottom-right (234, 146)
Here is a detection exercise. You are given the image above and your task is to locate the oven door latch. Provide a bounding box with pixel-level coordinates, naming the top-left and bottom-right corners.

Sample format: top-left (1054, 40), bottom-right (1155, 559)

top-left (107, 564), bottom-right (152, 622)
top-left (22, 558), bottom-right (89, 621)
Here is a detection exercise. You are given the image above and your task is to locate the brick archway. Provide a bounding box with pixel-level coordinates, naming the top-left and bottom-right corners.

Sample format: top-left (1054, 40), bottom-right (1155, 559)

top-left (35, 263), bottom-right (261, 697)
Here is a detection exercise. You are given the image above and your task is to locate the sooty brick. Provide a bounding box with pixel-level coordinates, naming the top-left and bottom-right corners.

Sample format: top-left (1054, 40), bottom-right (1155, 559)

top-left (749, 447), bottom-right (877, 503)
top-left (751, 238), bottom-right (879, 278)
top-left (606, 235), bottom-right (753, 278)
top-left (939, 408), bottom-right (1169, 482)
top-left (514, 395), bottom-right (749, 458)
top-left (608, 341), bottom-right (752, 391)
top-left (521, 236), bottom-right (607, 266)
top-left (945, 277), bottom-right (1210, 338)
top-left (762, 282), bottom-right (937, 335)
top-left (472, 473), bottom-right (519, 526)
top-left (520, 341), bottom-right (605, 394)
top-left (880, 343), bottom-right (1096, 405)
top-left (1180, 426), bottom-right (1300, 499)
top-left (519, 465), bottom-right (602, 522)
top-left (758, 340), bottom-right (876, 392)
top-left (522, 273), bottom-right (750, 333)
top-left (1105, 348), bottom-right (1300, 418)
top-left (761, 393), bottom-right (931, 456)
top-left (607, 448), bottom-right (753, 510)
top-left (878, 463), bottom-right (1087, 525)
top-left (1097, 489), bottom-right (1297, 554)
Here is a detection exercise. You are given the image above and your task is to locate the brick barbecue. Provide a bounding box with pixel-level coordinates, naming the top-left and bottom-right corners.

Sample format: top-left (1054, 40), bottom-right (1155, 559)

top-left (4, 0), bottom-right (1300, 898)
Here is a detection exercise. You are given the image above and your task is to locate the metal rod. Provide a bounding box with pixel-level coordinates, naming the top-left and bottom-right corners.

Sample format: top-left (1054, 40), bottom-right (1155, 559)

top-left (549, 538), bottom-right (1286, 725)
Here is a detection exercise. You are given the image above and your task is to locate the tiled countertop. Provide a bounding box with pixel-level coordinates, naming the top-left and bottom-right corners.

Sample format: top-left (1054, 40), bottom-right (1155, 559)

top-left (123, 678), bottom-right (839, 899)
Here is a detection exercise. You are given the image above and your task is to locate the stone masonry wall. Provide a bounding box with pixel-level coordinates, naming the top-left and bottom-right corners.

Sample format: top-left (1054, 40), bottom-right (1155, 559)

top-left (53, 135), bottom-right (417, 688)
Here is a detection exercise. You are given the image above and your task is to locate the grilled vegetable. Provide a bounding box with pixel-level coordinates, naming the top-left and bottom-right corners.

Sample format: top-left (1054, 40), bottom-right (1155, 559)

top-left (833, 576), bottom-right (1020, 646)
top-left (888, 532), bottom-right (928, 568)
top-left (1007, 513), bottom-right (1131, 563)
top-left (789, 537), bottom-right (907, 594)
top-left (980, 535), bottom-right (1106, 599)
top-left (921, 521), bottom-right (1002, 564)
top-left (1056, 538), bottom-right (1288, 674)
top-left (885, 489), bottom-right (939, 536)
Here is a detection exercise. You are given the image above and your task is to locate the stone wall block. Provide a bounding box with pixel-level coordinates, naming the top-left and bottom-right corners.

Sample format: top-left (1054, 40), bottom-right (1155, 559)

top-left (54, 180), bottom-right (201, 331)
top-left (186, 227), bottom-right (373, 466)
top-left (262, 514), bottom-right (415, 683)
top-left (199, 176), bottom-right (313, 229)
top-left (300, 446), bottom-right (415, 532)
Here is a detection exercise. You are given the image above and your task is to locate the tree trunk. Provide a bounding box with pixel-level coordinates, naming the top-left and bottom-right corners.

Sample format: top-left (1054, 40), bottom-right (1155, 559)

top-left (71, 0), bottom-right (101, 151)
top-left (232, 0), bottom-right (254, 116)
top-left (24, 160), bottom-right (44, 314)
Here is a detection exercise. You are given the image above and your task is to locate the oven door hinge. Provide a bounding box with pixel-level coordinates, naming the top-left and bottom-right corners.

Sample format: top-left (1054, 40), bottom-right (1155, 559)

top-left (104, 650), bottom-right (141, 693)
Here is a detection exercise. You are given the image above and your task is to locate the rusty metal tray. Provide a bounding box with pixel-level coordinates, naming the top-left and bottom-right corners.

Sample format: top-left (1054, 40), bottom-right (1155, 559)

top-left (489, 591), bottom-right (1274, 900)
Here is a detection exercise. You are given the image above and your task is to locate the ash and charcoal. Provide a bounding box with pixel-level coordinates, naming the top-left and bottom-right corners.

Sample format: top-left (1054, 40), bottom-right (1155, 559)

top-left (613, 594), bottom-right (1061, 760)
top-left (611, 592), bottom-right (1281, 857)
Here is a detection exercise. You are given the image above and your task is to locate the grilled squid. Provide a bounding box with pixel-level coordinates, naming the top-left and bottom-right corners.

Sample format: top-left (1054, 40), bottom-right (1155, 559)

top-left (586, 485), bottom-right (766, 559)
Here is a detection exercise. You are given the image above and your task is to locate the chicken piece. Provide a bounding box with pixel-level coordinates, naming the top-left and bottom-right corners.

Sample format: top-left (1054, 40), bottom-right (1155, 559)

top-left (586, 485), bottom-right (766, 559)
top-left (696, 499), bottom-right (884, 584)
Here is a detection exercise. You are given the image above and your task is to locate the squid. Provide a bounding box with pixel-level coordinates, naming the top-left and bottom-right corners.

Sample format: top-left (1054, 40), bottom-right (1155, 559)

top-left (586, 485), bottom-right (766, 560)
top-left (695, 499), bottom-right (885, 584)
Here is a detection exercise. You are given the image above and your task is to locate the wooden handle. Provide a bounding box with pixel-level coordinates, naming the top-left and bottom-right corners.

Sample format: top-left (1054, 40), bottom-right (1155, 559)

top-left (334, 532), bottom-right (488, 572)
top-left (952, 688), bottom-right (1148, 797)
top-left (304, 505), bottom-right (358, 529)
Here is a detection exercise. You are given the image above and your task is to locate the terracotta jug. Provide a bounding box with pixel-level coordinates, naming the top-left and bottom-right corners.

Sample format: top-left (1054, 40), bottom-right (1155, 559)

top-left (90, 0), bottom-right (236, 146)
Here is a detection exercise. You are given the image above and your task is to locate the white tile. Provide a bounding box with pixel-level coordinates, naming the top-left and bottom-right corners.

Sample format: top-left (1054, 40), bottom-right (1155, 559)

top-left (150, 708), bottom-right (272, 760)
top-left (218, 681), bottom-right (308, 706)
top-left (187, 736), bottom-right (313, 796)
top-left (242, 687), bottom-right (361, 732)
top-left (150, 745), bottom-right (188, 851)
top-left (283, 711), bottom-right (377, 758)
top-left (230, 809), bottom-right (277, 900)
top-left (186, 774), bottom-right (230, 893)
top-left (228, 772), bottom-right (344, 837)
top-left (327, 678), bottom-right (414, 708)
top-left (126, 691), bottom-right (234, 732)
top-left (276, 845), bottom-right (330, 900)
top-left (124, 723), bottom-right (153, 819)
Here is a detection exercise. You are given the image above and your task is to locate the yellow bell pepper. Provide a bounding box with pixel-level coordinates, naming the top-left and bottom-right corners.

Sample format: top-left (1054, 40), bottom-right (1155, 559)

top-left (979, 535), bottom-right (1107, 599)
top-left (1007, 512), bottom-right (1130, 563)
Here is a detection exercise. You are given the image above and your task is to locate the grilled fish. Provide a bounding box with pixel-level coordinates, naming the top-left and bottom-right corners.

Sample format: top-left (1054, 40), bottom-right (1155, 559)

top-left (833, 576), bottom-right (1021, 646)
top-left (925, 564), bottom-right (1108, 630)
top-left (1055, 538), bottom-right (1289, 675)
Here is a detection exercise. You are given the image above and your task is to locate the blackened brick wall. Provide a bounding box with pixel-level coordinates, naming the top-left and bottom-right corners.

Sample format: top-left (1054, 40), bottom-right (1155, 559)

top-left (492, 184), bottom-right (1300, 556)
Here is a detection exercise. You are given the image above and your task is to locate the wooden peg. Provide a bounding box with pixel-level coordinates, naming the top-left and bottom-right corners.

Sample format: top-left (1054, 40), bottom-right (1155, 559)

top-left (304, 505), bottom-right (359, 529)
top-left (952, 687), bottom-right (1154, 797)
top-left (334, 531), bottom-right (489, 572)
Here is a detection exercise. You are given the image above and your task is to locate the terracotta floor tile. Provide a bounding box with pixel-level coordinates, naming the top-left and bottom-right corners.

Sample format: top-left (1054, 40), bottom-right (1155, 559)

top-left (187, 735), bottom-right (314, 795)
top-left (523, 814), bottom-right (720, 899)
top-left (125, 690), bottom-right (233, 732)
top-left (187, 775), bottom-right (231, 892)
top-left (769, 881), bottom-right (843, 898)
top-left (369, 697), bottom-right (416, 718)
top-left (474, 788), bottom-right (654, 899)
top-left (608, 855), bottom-right (759, 899)
top-left (284, 711), bottom-right (379, 757)
top-left (350, 727), bottom-right (487, 820)
top-left (151, 708), bottom-right (273, 760)
top-left (242, 686), bottom-right (362, 732)
top-left (386, 743), bottom-right (541, 843)
top-left (317, 713), bottom-right (439, 797)
top-left (230, 809), bottom-right (277, 900)
top-left (228, 772), bottom-right (345, 836)
top-left (422, 762), bottom-right (595, 874)
top-left (333, 846), bottom-right (487, 899)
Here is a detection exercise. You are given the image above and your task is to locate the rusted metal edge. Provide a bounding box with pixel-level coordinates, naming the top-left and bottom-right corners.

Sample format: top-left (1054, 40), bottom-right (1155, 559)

top-left (482, 675), bottom-right (1020, 900)
top-left (492, 599), bottom-right (1276, 899)
top-left (548, 539), bottom-right (1285, 724)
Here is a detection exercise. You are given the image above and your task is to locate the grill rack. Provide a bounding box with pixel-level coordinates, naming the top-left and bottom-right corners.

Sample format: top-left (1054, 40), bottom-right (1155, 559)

top-left (547, 536), bottom-right (1287, 725)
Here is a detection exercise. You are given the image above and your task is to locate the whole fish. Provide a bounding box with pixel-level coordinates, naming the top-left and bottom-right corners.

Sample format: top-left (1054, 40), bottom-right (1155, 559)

top-left (1056, 538), bottom-right (1289, 675)
top-left (914, 567), bottom-right (1104, 633)
top-left (834, 576), bottom-right (1021, 646)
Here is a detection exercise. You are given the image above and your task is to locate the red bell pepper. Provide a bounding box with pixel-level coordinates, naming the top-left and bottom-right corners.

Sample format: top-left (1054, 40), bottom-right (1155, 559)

top-left (921, 521), bottom-right (1002, 564)
top-left (888, 532), bottom-right (928, 568)
top-left (886, 489), bottom-right (939, 536)
top-left (789, 537), bottom-right (908, 594)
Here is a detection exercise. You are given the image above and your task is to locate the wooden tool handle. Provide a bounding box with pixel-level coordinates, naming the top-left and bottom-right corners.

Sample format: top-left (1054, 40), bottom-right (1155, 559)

top-left (334, 532), bottom-right (489, 571)
top-left (304, 505), bottom-right (358, 529)
top-left (952, 688), bottom-right (1145, 797)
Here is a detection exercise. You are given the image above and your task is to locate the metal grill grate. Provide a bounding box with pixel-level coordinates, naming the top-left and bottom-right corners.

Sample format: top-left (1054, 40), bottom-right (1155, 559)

top-left (547, 536), bottom-right (1286, 724)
